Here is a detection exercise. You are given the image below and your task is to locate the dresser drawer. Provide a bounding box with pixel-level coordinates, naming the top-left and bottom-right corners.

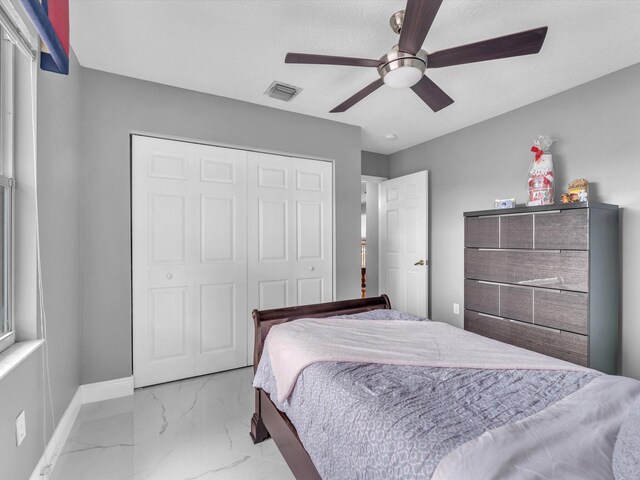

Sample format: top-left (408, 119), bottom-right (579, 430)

top-left (500, 284), bottom-right (533, 323)
top-left (464, 248), bottom-right (589, 292)
top-left (534, 209), bottom-right (589, 250)
top-left (534, 290), bottom-right (588, 335)
top-left (464, 310), bottom-right (588, 366)
top-left (464, 310), bottom-right (511, 344)
top-left (501, 214), bottom-right (533, 249)
top-left (464, 280), bottom-right (499, 316)
top-left (465, 216), bottom-right (500, 248)
top-left (465, 280), bottom-right (588, 333)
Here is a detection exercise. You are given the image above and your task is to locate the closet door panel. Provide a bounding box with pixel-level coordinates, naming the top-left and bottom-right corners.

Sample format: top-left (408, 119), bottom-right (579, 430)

top-left (133, 136), bottom-right (249, 387)
top-left (248, 152), bottom-right (295, 318)
top-left (248, 153), bottom-right (334, 364)
top-left (293, 157), bottom-right (333, 306)
top-left (192, 143), bottom-right (248, 377)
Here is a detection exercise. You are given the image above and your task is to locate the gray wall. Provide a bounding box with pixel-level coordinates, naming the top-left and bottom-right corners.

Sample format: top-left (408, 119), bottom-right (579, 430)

top-left (362, 150), bottom-right (390, 178)
top-left (0, 51), bottom-right (84, 479)
top-left (389, 61), bottom-right (640, 380)
top-left (80, 68), bottom-right (362, 383)
top-left (37, 50), bottom-right (84, 425)
top-left (0, 351), bottom-right (45, 480)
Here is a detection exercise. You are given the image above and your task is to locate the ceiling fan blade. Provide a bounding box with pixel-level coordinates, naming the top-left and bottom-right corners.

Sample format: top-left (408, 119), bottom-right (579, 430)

top-left (428, 26), bottom-right (548, 68)
top-left (411, 76), bottom-right (454, 112)
top-left (398, 0), bottom-right (444, 55)
top-left (285, 53), bottom-right (381, 68)
top-left (330, 78), bottom-right (385, 113)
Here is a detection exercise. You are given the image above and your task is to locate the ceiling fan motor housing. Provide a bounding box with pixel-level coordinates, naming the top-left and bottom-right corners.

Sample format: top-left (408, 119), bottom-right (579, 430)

top-left (378, 46), bottom-right (428, 88)
top-left (389, 10), bottom-right (405, 34)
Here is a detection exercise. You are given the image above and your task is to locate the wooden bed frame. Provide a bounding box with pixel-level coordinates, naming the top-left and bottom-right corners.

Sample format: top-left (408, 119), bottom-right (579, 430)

top-left (250, 295), bottom-right (392, 480)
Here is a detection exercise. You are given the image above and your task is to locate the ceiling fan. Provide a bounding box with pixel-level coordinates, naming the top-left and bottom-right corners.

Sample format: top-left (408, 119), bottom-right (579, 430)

top-left (285, 0), bottom-right (548, 113)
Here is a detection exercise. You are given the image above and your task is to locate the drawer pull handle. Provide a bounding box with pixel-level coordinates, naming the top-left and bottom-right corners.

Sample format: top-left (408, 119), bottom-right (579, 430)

top-left (478, 280), bottom-right (528, 289)
top-left (518, 277), bottom-right (562, 286)
top-left (534, 210), bottom-right (562, 215)
top-left (477, 248), bottom-right (562, 253)
top-left (527, 323), bottom-right (561, 334)
top-left (498, 212), bottom-right (533, 218)
top-left (477, 312), bottom-right (505, 321)
top-left (478, 280), bottom-right (506, 286)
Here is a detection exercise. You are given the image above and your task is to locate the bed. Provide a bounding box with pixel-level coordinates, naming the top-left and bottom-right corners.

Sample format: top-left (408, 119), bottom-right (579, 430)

top-left (249, 296), bottom-right (640, 480)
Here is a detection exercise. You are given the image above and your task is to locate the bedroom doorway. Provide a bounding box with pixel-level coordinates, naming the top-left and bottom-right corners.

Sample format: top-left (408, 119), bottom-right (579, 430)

top-left (131, 135), bottom-right (334, 387)
top-left (379, 171), bottom-right (429, 317)
top-left (361, 175), bottom-right (387, 298)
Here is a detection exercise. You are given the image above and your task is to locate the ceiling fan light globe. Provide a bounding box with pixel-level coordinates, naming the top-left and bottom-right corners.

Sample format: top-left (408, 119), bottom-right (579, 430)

top-left (383, 65), bottom-right (423, 89)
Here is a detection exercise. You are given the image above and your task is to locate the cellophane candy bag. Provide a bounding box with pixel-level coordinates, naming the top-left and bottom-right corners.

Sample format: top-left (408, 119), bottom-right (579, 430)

top-left (528, 135), bottom-right (556, 206)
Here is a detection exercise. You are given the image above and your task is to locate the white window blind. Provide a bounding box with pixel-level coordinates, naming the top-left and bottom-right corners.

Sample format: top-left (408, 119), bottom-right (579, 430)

top-left (0, 25), bottom-right (16, 353)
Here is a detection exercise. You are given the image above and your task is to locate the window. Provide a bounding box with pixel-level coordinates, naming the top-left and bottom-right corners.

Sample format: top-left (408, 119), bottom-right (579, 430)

top-left (0, 176), bottom-right (12, 347)
top-left (0, 27), bottom-right (14, 353)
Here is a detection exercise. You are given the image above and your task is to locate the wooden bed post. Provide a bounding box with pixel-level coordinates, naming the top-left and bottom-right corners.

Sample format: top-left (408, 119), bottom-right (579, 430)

top-left (250, 308), bottom-right (270, 443)
top-left (251, 389), bottom-right (270, 443)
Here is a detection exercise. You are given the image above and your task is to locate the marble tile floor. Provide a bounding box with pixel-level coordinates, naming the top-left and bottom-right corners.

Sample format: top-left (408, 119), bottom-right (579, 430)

top-left (50, 367), bottom-right (295, 480)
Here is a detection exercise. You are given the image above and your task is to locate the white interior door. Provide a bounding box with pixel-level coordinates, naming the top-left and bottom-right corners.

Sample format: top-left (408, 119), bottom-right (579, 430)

top-left (379, 171), bottom-right (428, 317)
top-left (247, 152), bottom-right (333, 363)
top-left (132, 136), bottom-right (248, 387)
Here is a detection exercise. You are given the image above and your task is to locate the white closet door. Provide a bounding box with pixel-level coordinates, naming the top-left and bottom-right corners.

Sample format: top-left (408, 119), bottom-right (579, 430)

top-left (379, 171), bottom-right (429, 317)
top-left (247, 152), bottom-right (333, 364)
top-left (191, 142), bottom-right (248, 378)
top-left (292, 157), bottom-right (333, 306)
top-left (132, 136), bottom-right (248, 387)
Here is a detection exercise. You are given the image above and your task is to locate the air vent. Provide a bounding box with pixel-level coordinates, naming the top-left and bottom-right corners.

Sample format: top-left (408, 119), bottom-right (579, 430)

top-left (264, 81), bottom-right (302, 102)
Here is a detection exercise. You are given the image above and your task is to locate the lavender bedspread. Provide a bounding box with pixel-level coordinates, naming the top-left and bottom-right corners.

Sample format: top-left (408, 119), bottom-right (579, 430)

top-left (252, 310), bottom-right (598, 480)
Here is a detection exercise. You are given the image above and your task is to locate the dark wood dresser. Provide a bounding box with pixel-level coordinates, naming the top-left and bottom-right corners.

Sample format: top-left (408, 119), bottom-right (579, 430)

top-left (463, 202), bottom-right (619, 374)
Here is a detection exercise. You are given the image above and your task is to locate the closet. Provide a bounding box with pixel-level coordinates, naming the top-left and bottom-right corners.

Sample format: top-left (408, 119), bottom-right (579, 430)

top-left (131, 135), bottom-right (333, 387)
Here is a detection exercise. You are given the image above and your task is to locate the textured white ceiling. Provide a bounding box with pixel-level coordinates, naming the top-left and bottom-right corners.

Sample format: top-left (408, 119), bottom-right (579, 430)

top-left (69, 0), bottom-right (640, 154)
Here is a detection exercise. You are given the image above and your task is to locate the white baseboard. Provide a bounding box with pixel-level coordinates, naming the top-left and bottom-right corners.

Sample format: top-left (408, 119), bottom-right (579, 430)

top-left (80, 376), bottom-right (134, 404)
top-left (29, 388), bottom-right (82, 480)
top-left (29, 376), bottom-right (134, 480)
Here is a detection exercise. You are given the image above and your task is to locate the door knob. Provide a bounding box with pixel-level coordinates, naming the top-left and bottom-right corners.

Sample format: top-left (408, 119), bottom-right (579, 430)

top-left (166, 273), bottom-right (173, 280)
top-left (309, 266), bottom-right (315, 271)
top-left (414, 260), bottom-right (426, 266)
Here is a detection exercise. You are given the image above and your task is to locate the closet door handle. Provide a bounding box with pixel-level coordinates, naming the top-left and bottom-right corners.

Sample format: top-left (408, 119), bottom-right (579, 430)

top-left (166, 273), bottom-right (173, 280)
